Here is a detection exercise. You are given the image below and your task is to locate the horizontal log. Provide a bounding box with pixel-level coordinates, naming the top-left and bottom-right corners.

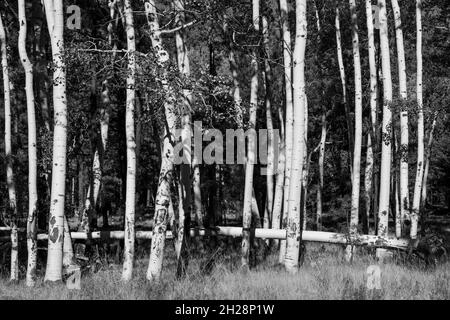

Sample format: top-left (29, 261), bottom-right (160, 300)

top-left (33, 227), bottom-right (410, 250)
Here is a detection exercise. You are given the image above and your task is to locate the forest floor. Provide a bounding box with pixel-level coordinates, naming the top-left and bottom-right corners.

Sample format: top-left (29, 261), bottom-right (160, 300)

top-left (0, 241), bottom-right (449, 300)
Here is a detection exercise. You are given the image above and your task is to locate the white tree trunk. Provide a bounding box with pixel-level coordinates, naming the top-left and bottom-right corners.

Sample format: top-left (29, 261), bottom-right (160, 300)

top-left (335, 7), bottom-right (353, 178)
top-left (421, 113), bottom-right (437, 207)
top-left (262, 16), bottom-right (275, 231)
top-left (271, 134), bottom-right (285, 247)
top-left (44, 0), bottom-right (70, 282)
top-left (0, 11), bottom-right (19, 282)
top-left (241, 0), bottom-right (260, 269)
top-left (279, 0), bottom-right (294, 264)
top-left (174, 0), bottom-right (192, 277)
top-left (411, 0), bottom-right (423, 240)
top-left (121, 0), bottom-right (137, 281)
top-left (301, 98), bottom-right (308, 231)
top-left (316, 113), bottom-right (326, 230)
top-left (391, 0), bottom-right (409, 237)
top-left (285, 0), bottom-right (307, 273)
top-left (364, 0), bottom-right (378, 236)
top-left (145, 0), bottom-right (178, 281)
top-left (345, 0), bottom-right (363, 262)
top-left (18, 0), bottom-right (39, 287)
top-left (376, 0), bottom-right (393, 260)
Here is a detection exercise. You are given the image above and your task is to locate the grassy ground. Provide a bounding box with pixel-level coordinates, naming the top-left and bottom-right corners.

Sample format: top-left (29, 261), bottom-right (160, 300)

top-left (0, 242), bottom-right (449, 300)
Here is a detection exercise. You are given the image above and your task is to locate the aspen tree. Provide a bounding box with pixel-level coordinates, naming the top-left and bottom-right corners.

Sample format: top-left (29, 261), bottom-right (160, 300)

top-left (145, 0), bottom-right (178, 281)
top-left (335, 6), bottom-right (353, 176)
top-left (376, 0), bottom-right (393, 259)
top-left (241, 0), bottom-right (260, 269)
top-left (43, 0), bottom-right (70, 282)
top-left (0, 12), bottom-right (19, 281)
top-left (391, 0), bottom-right (409, 238)
top-left (364, 0), bottom-right (378, 235)
top-left (174, 0), bottom-right (192, 278)
top-left (279, 0), bottom-right (293, 264)
top-left (411, 0), bottom-right (423, 240)
top-left (18, 0), bottom-right (39, 286)
top-left (421, 113), bottom-right (437, 207)
top-left (345, 0), bottom-right (363, 262)
top-left (313, 1), bottom-right (325, 231)
top-left (301, 98), bottom-right (308, 231)
top-left (317, 113), bottom-right (326, 230)
top-left (262, 15), bottom-right (275, 230)
top-left (122, 0), bottom-right (137, 281)
top-left (285, 0), bottom-right (307, 273)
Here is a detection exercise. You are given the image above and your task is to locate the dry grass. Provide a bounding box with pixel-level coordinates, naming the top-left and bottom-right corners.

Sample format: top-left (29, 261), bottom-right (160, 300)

top-left (0, 243), bottom-right (449, 300)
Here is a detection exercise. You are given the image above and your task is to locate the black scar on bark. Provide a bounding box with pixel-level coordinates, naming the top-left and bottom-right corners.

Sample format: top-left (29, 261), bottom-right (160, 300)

top-left (49, 227), bottom-right (59, 243)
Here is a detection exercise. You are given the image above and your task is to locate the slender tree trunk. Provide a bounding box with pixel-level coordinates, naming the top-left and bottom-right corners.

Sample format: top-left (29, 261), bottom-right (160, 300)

top-left (364, 0), bottom-right (378, 235)
top-left (44, 0), bottom-right (70, 282)
top-left (345, 0), bottom-right (363, 262)
top-left (316, 113), bottom-right (326, 230)
top-left (18, 0), bottom-right (39, 286)
top-left (301, 98), bottom-right (308, 231)
top-left (174, 0), bottom-right (192, 278)
top-left (241, 0), bottom-right (260, 269)
top-left (279, 0), bottom-right (293, 264)
top-left (285, 0), bottom-right (307, 274)
top-left (376, 0), bottom-right (393, 260)
top-left (335, 7), bottom-right (353, 177)
top-left (421, 113), bottom-right (437, 207)
top-left (411, 0), bottom-right (423, 240)
top-left (121, 0), bottom-right (137, 281)
top-left (272, 136), bottom-right (285, 248)
top-left (391, 0), bottom-right (409, 237)
top-left (145, 0), bottom-right (178, 281)
top-left (262, 16), bottom-right (275, 230)
top-left (0, 11), bottom-right (19, 282)
top-left (192, 122), bottom-right (203, 227)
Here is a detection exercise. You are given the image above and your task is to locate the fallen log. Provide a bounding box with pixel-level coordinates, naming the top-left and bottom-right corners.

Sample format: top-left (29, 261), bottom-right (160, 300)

top-left (33, 227), bottom-right (410, 250)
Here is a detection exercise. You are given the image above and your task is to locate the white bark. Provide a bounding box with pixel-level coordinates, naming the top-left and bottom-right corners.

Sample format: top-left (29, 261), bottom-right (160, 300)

top-left (391, 0), bottom-right (409, 237)
top-left (145, 0), bottom-right (178, 281)
top-left (411, 0), bottom-right (423, 240)
top-left (18, 0), bottom-right (39, 286)
top-left (285, 0), bottom-right (306, 273)
top-left (0, 11), bottom-right (19, 282)
top-left (174, 0), bottom-right (192, 277)
top-left (335, 7), bottom-right (353, 176)
top-left (44, 0), bottom-right (69, 282)
top-left (316, 113), bottom-right (326, 230)
top-left (241, 0), bottom-right (260, 269)
top-left (36, 228), bottom-right (410, 250)
top-left (302, 98), bottom-right (308, 231)
top-left (346, 0), bottom-right (363, 262)
top-left (376, 0), bottom-right (393, 259)
top-left (122, 0), bottom-right (137, 281)
top-left (262, 16), bottom-right (275, 230)
top-left (271, 135), bottom-right (285, 247)
top-left (279, 0), bottom-right (293, 264)
top-left (364, 0), bottom-right (378, 236)
top-left (421, 113), bottom-right (437, 207)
